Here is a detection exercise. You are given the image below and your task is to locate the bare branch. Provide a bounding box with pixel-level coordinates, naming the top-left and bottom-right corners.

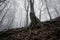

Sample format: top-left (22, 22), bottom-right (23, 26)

top-left (0, 0), bottom-right (10, 25)
top-left (0, 0), bottom-right (10, 12)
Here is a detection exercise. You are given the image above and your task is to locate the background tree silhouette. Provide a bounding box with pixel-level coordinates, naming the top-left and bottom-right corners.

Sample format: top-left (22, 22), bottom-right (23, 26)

top-left (29, 0), bottom-right (43, 28)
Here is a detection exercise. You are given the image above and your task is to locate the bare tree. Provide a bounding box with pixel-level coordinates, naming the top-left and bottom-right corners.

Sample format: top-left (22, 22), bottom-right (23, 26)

top-left (45, 0), bottom-right (52, 21)
top-left (25, 0), bottom-right (43, 40)
top-left (24, 0), bottom-right (29, 27)
top-left (39, 0), bottom-right (43, 21)
top-left (29, 0), bottom-right (37, 27)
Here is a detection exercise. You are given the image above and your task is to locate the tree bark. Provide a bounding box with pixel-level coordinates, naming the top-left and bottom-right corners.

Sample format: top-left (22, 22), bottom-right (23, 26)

top-left (29, 0), bottom-right (42, 27)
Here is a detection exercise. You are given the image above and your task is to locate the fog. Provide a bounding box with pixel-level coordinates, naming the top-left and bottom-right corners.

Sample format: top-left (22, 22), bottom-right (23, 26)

top-left (0, 0), bottom-right (60, 31)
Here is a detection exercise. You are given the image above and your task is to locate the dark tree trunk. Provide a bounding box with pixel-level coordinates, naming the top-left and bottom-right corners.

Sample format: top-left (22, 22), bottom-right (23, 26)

top-left (29, 0), bottom-right (42, 28)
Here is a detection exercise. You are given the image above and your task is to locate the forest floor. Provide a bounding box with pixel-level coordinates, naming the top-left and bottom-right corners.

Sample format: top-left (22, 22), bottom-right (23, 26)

top-left (0, 17), bottom-right (60, 40)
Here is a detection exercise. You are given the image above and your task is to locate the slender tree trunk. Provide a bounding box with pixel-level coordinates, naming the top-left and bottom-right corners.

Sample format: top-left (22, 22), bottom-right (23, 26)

top-left (45, 0), bottom-right (52, 20)
top-left (24, 0), bottom-right (29, 27)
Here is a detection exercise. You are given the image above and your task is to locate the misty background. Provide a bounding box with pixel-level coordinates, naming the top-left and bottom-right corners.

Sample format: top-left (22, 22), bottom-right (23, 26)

top-left (0, 0), bottom-right (60, 31)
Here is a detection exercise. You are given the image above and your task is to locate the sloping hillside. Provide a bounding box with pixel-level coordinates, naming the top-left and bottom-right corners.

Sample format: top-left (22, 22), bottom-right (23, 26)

top-left (0, 17), bottom-right (60, 40)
